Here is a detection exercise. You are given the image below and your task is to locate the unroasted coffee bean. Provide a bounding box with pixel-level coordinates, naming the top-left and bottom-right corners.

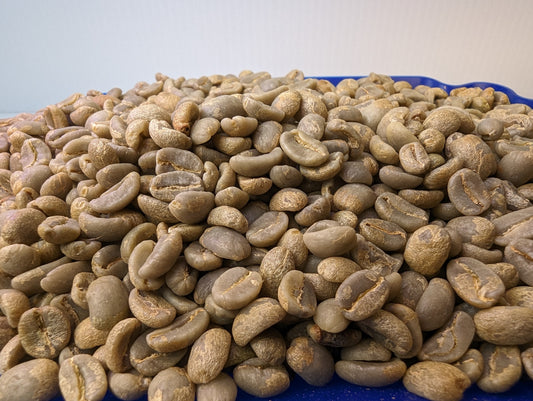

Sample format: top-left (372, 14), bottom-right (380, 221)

top-left (18, 305), bottom-right (71, 359)
top-left (357, 309), bottom-right (413, 357)
top-left (446, 257), bottom-right (505, 308)
top-left (147, 307), bottom-right (210, 352)
top-left (404, 224), bottom-right (451, 276)
top-left (415, 278), bottom-right (455, 331)
top-left (280, 129), bottom-right (329, 167)
top-left (522, 348), bottom-right (533, 380)
top-left (196, 373), bottom-right (237, 401)
top-left (86, 275), bottom-right (130, 330)
top-left (73, 318), bottom-right (110, 350)
top-left (259, 246), bottom-right (295, 298)
top-left (233, 358), bottom-right (290, 398)
top-left (336, 358), bottom-right (406, 387)
top-left (232, 297), bottom-right (286, 346)
top-left (249, 328), bottom-right (286, 366)
top-left (448, 168), bottom-right (491, 215)
top-left (105, 317), bottom-right (143, 373)
top-left (474, 306), bottom-right (533, 345)
top-left (418, 311), bottom-right (475, 363)
top-left (504, 238), bottom-right (533, 286)
top-left (129, 329), bottom-right (187, 377)
top-left (148, 367), bottom-right (195, 401)
top-left (277, 270), bottom-right (316, 318)
top-left (403, 361), bottom-right (471, 401)
top-left (359, 218), bottom-right (406, 252)
top-left (246, 211), bottom-right (289, 248)
top-left (200, 226), bottom-right (251, 261)
top-left (108, 370), bottom-right (151, 401)
top-left (333, 183), bottom-right (376, 215)
top-left (0, 289), bottom-right (30, 328)
top-left (211, 266), bottom-right (263, 310)
top-left (169, 191), bottom-right (214, 224)
top-left (313, 298), bottom-right (350, 333)
top-left (128, 288), bottom-right (176, 328)
top-left (335, 270), bottom-right (390, 321)
top-left (453, 348), bottom-right (484, 383)
top-left (303, 220), bottom-right (356, 258)
top-left (286, 336), bottom-right (334, 386)
top-left (187, 328), bottom-right (231, 384)
top-left (0, 358), bottom-right (59, 401)
top-left (375, 192), bottom-right (429, 232)
top-left (478, 343), bottom-right (522, 393)
top-left (58, 354), bottom-right (107, 401)
top-left (317, 256), bottom-right (360, 283)
top-left (137, 229), bottom-right (183, 279)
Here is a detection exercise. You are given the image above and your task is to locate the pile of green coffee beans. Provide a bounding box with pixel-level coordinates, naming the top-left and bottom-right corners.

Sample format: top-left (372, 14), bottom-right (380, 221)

top-left (1, 70), bottom-right (533, 401)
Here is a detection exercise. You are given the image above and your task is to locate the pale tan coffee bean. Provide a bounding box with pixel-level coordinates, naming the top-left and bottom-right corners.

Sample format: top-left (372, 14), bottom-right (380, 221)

top-left (0, 358), bottom-right (59, 401)
top-left (403, 361), bottom-right (471, 401)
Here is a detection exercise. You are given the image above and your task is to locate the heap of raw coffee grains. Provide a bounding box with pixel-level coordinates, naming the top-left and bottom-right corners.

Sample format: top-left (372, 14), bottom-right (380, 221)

top-left (1, 70), bottom-right (533, 401)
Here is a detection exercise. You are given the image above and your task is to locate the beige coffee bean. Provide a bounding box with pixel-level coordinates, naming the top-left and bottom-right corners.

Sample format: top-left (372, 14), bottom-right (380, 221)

top-left (148, 367), bottom-right (195, 401)
top-left (187, 328), bottom-right (231, 384)
top-left (403, 361), bottom-right (471, 401)
top-left (0, 358), bottom-right (59, 401)
top-left (474, 306), bottom-right (533, 345)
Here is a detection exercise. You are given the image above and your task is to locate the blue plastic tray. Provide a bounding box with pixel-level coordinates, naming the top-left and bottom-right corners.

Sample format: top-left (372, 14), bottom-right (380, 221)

top-left (49, 76), bottom-right (531, 401)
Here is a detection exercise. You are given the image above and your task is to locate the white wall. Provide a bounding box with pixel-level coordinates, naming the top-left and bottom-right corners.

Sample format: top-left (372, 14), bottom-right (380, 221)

top-left (1, 0), bottom-right (532, 115)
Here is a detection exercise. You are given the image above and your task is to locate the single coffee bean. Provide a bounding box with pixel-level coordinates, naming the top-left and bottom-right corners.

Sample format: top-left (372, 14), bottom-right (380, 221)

top-left (0, 289), bottom-right (30, 328)
top-left (58, 354), bottom-right (107, 401)
top-left (18, 305), bottom-right (71, 359)
top-left (313, 298), bottom-right (350, 334)
top-left (246, 211), bottom-right (289, 248)
top-left (446, 215), bottom-right (496, 249)
top-left (147, 307), bottom-right (210, 352)
top-left (129, 329), bottom-right (187, 377)
top-left (357, 309), bottom-right (413, 357)
top-left (259, 246), bottom-right (295, 299)
top-left (196, 373), bottom-right (237, 401)
top-left (522, 348), bottom-right (533, 381)
top-left (418, 311), bottom-right (475, 363)
top-left (404, 224), bottom-right (451, 276)
top-left (504, 238), bottom-right (533, 286)
top-left (187, 328), bottom-right (232, 384)
top-left (211, 266), bottom-right (263, 310)
top-left (333, 183), bottom-right (376, 215)
top-left (105, 317), bottom-right (143, 373)
top-left (148, 367), bottom-right (195, 401)
top-left (336, 270), bottom-right (390, 321)
top-left (249, 328), bottom-right (287, 366)
top-left (108, 370), bottom-right (151, 401)
top-left (164, 257), bottom-right (198, 296)
top-left (0, 243), bottom-right (41, 276)
top-left (478, 343), bottom-right (522, 393)
top-left (280, 129), bottom-right (329, 167)
top-left (286, 336), bottom-right (335, 386)
top-left (73, 317), bottom-right (110, 350)
top-left (86, 275), bottom-right (130, 330)
top-left (446, 257), bottom-right (505, 308)
top-left (233, 358), bottom-right (290, 398)
top-left (0, 334), bottom-right (25, 374)
top-left (336, 358), bottom-right (407, 387)
top-left (277, 270), bottom-right (317, 318)
top-left (137, 229), bottom-right (183, 279)
top-left (128, 288), bottom-right (176, 328)
top-left (0, 358), bottom-right (59, 401)
top-left (447, 168), bottom-right (491, 215)
top-left (359, 218), bottom-right (407, 252)
top-left (403, 361), bottom-right (471, 401)
top-left (474, 306), bottom-right (533, 345)
top-left (168, 191), bottom-right (215, 224)
top-left (303, 220), bottom-right (356, 258)
top-left (232, 297), bottom-right (286, 346)
top-left (375, 192), bottom-right (429, 232)
top-left (200, 226), bottom-right (251, 261)
top-left (453, 348), bottom-right (484, 383)
top-left (415, 278), bottom-right (455, 331)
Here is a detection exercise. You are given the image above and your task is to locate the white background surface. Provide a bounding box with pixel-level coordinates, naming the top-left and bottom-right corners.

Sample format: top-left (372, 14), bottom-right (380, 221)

top-left (1, 0), bottom-right (532, 117)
